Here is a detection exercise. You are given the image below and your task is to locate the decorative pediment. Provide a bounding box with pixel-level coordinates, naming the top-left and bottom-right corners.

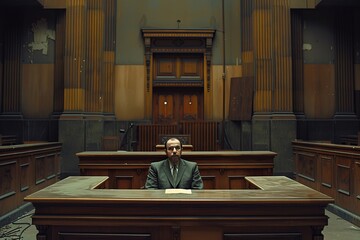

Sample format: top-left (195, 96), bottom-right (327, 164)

top-left (141, 29), bottom-right (215, 92)
top-left (142, 29), bottom-right (215, 53)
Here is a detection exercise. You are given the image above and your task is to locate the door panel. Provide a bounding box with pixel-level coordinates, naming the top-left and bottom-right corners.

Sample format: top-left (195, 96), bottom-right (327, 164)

top-left (183, 94), bottom-right (198, 120)
top-left (154, 89), bottom-right (203, 124)
top-left (156, 57), bottom-right (176, 78)
top-left (158, 94), bottom-right (174, 122)
top-left (179, 57), bottom-right (203, 79)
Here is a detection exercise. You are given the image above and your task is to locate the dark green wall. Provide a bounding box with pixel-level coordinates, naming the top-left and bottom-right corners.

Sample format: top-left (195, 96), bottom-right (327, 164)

top-left (116, 0), bottom-right (241, 65)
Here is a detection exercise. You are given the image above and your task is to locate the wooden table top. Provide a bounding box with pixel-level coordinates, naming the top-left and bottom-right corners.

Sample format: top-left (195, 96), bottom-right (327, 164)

top-left (24, 176), bottom-right (333, 205)
top-left (77, 150), bottom-right (277, 157)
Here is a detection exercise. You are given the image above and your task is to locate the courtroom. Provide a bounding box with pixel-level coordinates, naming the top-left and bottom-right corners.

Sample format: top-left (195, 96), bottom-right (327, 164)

top-left (0, 0), bottom-right (360, 240)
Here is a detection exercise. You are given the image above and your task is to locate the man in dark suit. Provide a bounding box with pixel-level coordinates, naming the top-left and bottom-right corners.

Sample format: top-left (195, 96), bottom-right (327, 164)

top-left (144, 137), bottom-right (203, 189)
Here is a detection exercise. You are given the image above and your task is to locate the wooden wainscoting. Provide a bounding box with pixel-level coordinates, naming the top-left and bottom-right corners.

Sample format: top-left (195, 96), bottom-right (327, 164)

top-left (293, 140), bottom-right (360, 223)
top-left (0, 142), bottom-right (62, 218)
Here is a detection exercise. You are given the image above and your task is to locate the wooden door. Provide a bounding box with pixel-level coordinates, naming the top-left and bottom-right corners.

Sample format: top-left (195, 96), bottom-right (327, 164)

top-left (153, 88), bottom-right (203, 124)
top-left (152, 53), bottom-right (204, 124)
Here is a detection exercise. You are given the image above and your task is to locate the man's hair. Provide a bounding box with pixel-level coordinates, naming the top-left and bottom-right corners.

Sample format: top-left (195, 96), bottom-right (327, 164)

top-left (164, 137), bottom-right (183, 149)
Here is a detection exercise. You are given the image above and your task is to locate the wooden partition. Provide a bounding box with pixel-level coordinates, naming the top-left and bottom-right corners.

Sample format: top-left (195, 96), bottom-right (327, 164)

top-left (292, 140), bottom-right (360, 223)
top-left (0, 142), bottom-right (62, 219)
top-left (25, 176), bottom-right (334, 240)
top-left (137, 121), bottom-right (219, 151)
top-left (77, 151), bottom-right (276, 189)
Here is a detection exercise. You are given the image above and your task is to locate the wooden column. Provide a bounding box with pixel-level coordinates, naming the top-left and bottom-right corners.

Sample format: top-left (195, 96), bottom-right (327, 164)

top-left (291, 11), bottom-right (305, 117)
top-left (103, 0), bottom-right (116, 114)
top-left (273, 0), bottom-right (292, 113)
top-left (85, 0), bottom-right (104, 112)
top-left (1, 11), bottom-right (22, 115)
top-left (240, 0), bottom-right (254, 79)
top-left (251, 0), bottom-right (293, 115)
top-left (53, 11), bottom-right (66, 114)
top-left (64, 0), bottom-right (87, 112)
top-left (245, 0), bottom-right (296, 175)
top-left (63, 0), bottom-right (115, 114)
top-left (334, 11), bottom-right (355, 117)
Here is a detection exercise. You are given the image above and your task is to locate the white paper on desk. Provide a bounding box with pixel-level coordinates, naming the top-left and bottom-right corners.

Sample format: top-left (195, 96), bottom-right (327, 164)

top-left (165, 189), bottom-right (192, 194)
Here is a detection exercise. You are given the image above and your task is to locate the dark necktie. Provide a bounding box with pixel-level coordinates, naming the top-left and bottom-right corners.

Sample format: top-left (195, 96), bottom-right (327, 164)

top-left (173, 165), bottom-right (177, 181)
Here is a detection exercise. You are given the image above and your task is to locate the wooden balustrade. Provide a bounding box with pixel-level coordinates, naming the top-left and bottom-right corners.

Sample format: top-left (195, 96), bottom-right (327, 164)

top-left (137, 121), bottom-right (219, 151)
top-left (137, 124), bottom-right (177, 151)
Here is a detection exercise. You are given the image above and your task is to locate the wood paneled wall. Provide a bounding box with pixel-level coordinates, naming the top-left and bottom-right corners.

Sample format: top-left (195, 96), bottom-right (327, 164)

top-left (293, 141), bottom-right (360, 223)
top-left (293, 8), bottom-right (358, 119)
top-left (22, 64), bottom-right (54, 118)
top-left (303, 64), bottom-right (335, 118)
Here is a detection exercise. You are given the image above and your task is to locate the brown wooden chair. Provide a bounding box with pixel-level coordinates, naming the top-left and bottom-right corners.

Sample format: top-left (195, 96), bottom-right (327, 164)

top-left (155, 144), bottom-right (193, 151)
top-left (158, 134), bottom-right (191, 145)
top-left (157, 134), bottom-right (192, 151)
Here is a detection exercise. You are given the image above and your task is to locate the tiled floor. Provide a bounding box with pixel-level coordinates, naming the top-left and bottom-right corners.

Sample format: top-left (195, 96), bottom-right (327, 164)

top-left (0, 209), bottom-right (359, 239)
top-left (323, 210), bottom-right (360, 240)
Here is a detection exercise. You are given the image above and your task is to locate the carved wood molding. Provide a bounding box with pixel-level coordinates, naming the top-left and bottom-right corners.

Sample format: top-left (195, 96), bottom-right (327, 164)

top-left (141, 29), bottom-right (215, 92)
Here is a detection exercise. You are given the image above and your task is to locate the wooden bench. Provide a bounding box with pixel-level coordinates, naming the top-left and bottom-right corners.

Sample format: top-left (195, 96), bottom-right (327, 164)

top-left (0, 134), bottom-right (17, 145)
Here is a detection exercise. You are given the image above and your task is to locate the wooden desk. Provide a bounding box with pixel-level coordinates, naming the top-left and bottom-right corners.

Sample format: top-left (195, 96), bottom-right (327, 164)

top-left (77, 151), bottom-right (276, 189)
top-left (25, 176), bottom-right (334, 240)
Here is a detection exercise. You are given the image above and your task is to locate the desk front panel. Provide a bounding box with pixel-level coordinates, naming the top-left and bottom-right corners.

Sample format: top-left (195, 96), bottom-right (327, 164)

top-left (25, 176), bottom-right (333, 240)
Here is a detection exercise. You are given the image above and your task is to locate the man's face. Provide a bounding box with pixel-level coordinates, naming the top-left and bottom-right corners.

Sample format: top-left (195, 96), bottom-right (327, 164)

top-left (165, 139), bottom-right (182, 164)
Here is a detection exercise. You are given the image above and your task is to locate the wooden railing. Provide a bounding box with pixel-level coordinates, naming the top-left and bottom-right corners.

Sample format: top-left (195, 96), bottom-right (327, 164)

top-left (182, 121), bottom-right (218, 151)
top-left (137, 124), bottom-right (177, 151)
top-left (137, 121), bottom-right (219, 151)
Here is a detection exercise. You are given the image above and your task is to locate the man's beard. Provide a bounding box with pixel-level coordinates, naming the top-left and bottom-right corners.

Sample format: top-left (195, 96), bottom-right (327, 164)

top-left (170, 154), bottom-right (180, 163)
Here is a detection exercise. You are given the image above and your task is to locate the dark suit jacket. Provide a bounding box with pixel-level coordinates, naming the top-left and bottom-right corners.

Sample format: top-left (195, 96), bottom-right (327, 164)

top-left (144, 158), bottom-right (203, 189)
